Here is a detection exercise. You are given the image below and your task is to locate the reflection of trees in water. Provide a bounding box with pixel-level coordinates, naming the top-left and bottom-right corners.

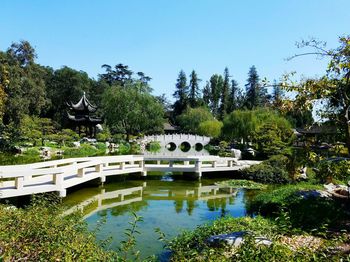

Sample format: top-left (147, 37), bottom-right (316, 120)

top-left (109, 201), bottom-right (148, 217)
top-left (174, 200), bottom-right (184, 213)
top-left (186, 199), bottom-right (197, 216)
top-left (242, 189), bottom-right (259, 216)
top-left (97, 209), bottom-right (108, 217)
top-left (206, 198), bottom-right (230, 215)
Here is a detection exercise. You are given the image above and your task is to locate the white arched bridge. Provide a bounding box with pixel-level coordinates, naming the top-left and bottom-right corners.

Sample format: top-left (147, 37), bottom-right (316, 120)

top-left (0, 155), bottom-right (260, 199)
top-left (141, 134), bottom-right (211, 151)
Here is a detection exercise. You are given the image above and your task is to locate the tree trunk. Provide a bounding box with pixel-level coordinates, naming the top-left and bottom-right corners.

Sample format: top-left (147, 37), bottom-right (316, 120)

top-left (346, 122), bottom-right (350, 157)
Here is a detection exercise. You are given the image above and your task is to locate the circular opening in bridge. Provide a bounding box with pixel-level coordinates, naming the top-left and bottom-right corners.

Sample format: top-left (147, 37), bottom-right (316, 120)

top-left (166, 142), bottom-right (177, 151)
top-left (180, 141), bottom-right (191, 152)
top-left (195, 143), bottom-right (204, 151)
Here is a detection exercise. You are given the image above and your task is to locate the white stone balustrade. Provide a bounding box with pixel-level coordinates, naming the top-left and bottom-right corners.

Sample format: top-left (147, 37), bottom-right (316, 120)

top-left (0, 155), bottom-right (260, 199)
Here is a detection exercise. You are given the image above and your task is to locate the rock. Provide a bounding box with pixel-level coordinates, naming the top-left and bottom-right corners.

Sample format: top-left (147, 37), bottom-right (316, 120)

top-left (96, 124), bottom-right (103, 132)
top-left (324, 183), bottom-right (349, 198)
top-left (231, 148), bottom-right (242, 160)
top-left (206, 231), bottom-right (272, 248)
top-left (297, 190), bottom-right (332, 199)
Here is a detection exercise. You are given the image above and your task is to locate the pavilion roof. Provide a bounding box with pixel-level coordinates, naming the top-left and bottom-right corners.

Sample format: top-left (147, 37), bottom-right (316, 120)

top-left (67, 92), bottom-right (97, 113)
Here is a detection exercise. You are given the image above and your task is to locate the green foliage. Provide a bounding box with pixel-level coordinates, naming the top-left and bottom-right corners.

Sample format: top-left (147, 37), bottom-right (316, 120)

top-left (218, 67), bottom-right (230, 119)
top-left (216, 179), bottom-right (267, 189)
top-left (96, 127), bottom-right (111, 142)
top-left (242, 155), bottom-right (292, 184)
top-left (222, 109), bottom-right (294, 155)
top-left (102, 85), bottom-right (164, 136)
top-left (0, 195), bottom-right (117, 261)
top-left (165, 215), bottom-right (347, 261)
top-left (119, 212), bottom-right (144, 261)
top-left (188, 70), bottom-right (201, 107)
top-left (198, 119), bottom-right (223, 138)
top-left (146, 141), bottom-right (161, 152)
top-left (177, 107), bottom-right (214, 134)
top-left (247, 183), bottom-right (350, 232)
top-left (0, 149), bottom-right (42, 165)
top-left (314, 159), bottom-right (350, 183)
top-left (244, 65), bottom-right (268, 109)
top-left (20, 115), bottom-right (54, 146)
top-left (48, 129), bottom-right (79, 147)
top-left (209, 74), bottom-right (224, 116)
top-left (63, 143), bottom-right (104, 158)
top-left (222, 110), bottom-right (257, 144)
top-left (253, 119), bottom-right (294, 157)
top-left (172, 70), bottom-right (188, 118)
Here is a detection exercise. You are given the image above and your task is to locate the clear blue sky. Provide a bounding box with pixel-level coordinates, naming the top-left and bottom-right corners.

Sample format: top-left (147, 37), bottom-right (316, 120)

top-left (1, 0), bottom-right (349, 98)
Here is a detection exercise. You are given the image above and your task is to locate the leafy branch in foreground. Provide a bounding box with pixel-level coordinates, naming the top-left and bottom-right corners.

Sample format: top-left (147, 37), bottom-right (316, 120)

top-left (119, 212), bottom-right (144, 261)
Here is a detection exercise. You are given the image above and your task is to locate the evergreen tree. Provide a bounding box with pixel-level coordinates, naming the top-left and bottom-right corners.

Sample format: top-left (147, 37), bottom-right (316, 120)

top-left (219, 67), bottom-right (230, 119)
top-left (245, 66), bottom-right (259, 109)
top-left (228, 79), bottom-right (240, 112)
top-left (188, 70), bottom-right (201, 107)
top-left (172, 70), bottom-right (188, 118)
top-left (244, 66), bottom-right (268, 109)
top-left (209, 74), bottom-right (223, 116)
top-left (202, 81), bottom-right (211, 106)
top-left (272, 79), bottom-right (284, 108)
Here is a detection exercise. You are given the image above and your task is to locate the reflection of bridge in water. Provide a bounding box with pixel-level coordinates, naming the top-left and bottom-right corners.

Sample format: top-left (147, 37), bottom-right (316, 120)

top-left (64, 183), bottom-right (237, 218)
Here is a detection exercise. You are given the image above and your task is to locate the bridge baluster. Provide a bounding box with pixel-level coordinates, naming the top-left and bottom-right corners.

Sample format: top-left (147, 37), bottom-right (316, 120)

top-left (77, 168), bottom-right (85, 177)
top-left (15, 176), bottom-right (24, 189)
top-left (53, 172), bottom-right (63, 186)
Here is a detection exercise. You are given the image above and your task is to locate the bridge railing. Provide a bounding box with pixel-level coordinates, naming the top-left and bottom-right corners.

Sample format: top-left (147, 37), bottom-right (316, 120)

top-left (0, 155), bottom-right (144, 198)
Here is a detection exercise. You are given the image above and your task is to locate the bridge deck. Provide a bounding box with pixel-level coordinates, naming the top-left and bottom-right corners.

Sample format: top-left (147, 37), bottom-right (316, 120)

top-left (0, 155), bottom-right (260, 199)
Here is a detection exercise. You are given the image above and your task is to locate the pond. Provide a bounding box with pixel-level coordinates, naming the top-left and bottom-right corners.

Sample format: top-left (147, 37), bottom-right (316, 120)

top-left (63, 174), bottom-right (255, 260)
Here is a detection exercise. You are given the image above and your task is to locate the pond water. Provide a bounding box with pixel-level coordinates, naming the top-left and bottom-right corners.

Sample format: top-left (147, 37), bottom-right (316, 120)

top-left (63, 174), bottom-right (255, 260)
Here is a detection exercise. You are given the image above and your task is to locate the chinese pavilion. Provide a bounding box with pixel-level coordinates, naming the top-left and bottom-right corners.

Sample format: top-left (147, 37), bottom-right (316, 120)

top-left (66, 92), bottom-right (103, 137)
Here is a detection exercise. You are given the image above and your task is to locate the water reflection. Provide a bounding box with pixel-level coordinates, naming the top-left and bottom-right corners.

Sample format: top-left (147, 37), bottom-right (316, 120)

top-left (63, 178), bottom-right (249, 259)
top-left (65, 182), bottom-right (237, 218)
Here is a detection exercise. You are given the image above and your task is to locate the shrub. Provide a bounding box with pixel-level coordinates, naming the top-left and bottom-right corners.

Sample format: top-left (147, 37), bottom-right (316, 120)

top-left (314, 159), bottom-right (350, 183)
top-left (63, 143), bottom-right (99, 157)
top-left (0, 195), bottom-right (116, 261)
top-left (247, 184), bottom-right (348, 231)
top-left (166, 215), bottom-right (347, 261)
top-left (241, 155), bottom-right (291, 184)
top-left (146, 141), bottom-right (161, 152)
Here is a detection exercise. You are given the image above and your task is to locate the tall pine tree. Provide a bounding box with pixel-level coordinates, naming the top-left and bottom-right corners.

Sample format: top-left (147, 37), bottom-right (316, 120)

top-left (173, 70), bottom-right (188, 118)
top-left (209, 74), bottom-right (223, 117)
top-left (228, 79), bottom-right (240, 112)
top-left (188, 70), bottom-right (201, 107)
top-left (244, 66), bottom-right (268, 109)
top-left (202, 81), bottom-right (211, 106)
top-left (272, 79), bottom-right (284, 108)
top-left (219, 67), bottom-right (230, 119)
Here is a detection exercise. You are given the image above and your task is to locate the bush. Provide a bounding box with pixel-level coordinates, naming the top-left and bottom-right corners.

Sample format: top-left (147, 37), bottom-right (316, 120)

top-left (247, 183), bottom-right (348, 231)
top-left (241, 155), bottom-right (291, 184)
top-left (314, 159), bottom-right (350, 183)
top-left (166, 215), bottom-right (347, 261)
top-left (146, 141), bottom-right (161, 152)
top-left (63, 144), bottom-right (100, 158)
top-left (0, 195), bottom-right (116, 261)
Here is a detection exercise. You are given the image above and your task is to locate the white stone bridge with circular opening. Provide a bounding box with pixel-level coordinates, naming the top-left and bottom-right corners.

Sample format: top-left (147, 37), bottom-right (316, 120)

top-left (141, 134), bottom-right (211, 150)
